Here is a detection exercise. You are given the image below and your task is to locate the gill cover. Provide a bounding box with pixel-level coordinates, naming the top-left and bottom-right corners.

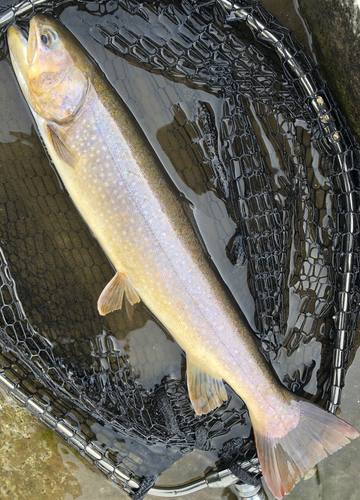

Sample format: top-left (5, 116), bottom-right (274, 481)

top-left (8, 14), bottom-right (93, 123)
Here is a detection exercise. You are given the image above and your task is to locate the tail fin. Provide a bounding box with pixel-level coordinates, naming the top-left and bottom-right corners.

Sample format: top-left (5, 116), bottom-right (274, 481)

top-left (253, 398), bottom-right (359, 499)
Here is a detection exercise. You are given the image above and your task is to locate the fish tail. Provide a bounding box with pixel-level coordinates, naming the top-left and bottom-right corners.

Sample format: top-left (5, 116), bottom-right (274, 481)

top-left (253, 397), bottom-right (359, 499)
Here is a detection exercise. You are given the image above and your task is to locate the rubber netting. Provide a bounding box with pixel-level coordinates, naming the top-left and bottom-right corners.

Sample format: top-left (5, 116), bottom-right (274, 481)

top-left (0, 0), bottom-right (359, 497)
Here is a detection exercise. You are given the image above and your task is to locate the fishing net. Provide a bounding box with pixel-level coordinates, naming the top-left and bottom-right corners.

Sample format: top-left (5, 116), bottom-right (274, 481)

top-left (0, 0), bottom-right (359, 497)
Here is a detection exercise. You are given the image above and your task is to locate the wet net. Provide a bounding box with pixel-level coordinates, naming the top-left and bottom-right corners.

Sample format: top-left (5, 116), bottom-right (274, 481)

top-left (0, 0), bottom-right (359, 498)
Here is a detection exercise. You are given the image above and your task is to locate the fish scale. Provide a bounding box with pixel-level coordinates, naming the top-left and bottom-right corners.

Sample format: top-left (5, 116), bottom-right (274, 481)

top-left (57, 81), bottom-right (256, 384)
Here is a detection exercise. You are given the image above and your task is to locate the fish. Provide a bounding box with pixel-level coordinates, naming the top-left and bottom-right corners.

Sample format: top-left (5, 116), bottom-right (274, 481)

top-left (7, 14), bottom-right (359, 499)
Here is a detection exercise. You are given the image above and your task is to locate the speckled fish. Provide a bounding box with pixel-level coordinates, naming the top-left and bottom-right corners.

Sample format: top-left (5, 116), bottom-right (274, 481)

top-left (8, 15), bottom-right (358, 499)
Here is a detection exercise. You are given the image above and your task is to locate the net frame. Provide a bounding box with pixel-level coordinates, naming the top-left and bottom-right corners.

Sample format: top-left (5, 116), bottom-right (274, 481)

top-left (0, 0), bottom-right (359, 497)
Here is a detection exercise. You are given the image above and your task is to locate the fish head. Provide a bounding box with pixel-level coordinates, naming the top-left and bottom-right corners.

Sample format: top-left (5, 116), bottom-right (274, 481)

top-left (8, 14), bottom-right (93, 123)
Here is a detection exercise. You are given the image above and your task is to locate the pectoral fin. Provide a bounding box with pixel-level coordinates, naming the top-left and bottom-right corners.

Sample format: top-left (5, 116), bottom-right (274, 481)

top-left (187, 356), bottom-right (227, 415)
top-left (97, 271), bottom-right (140, 316)
top-left (46, 124), bottom-right (77, 168)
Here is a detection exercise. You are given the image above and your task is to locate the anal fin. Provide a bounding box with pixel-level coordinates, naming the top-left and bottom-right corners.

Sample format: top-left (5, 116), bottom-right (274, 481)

top-left (97, 271), bottom-right (140, 317)
top-left (187, 356), bottom-right (227, 415)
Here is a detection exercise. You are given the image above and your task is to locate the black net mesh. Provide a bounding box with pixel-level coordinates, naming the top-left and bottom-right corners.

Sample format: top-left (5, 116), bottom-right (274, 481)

top-left (0, 0), bottom-right (359, 497)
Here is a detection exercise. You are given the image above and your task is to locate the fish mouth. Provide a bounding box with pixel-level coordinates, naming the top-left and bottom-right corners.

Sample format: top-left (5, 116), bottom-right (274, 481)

top-left (7, 23), bottom-right (31, 104)
top-left (8, 15), bottom-right (46, 68)
top-left (8, 23), bottom-right (28, 72)
top-left (8, 16), bottom-right (44, 80)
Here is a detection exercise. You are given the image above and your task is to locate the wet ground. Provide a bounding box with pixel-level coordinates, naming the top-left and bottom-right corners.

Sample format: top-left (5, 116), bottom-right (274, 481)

top-left (0, 0), bottom-right (360, 499)
top-left (0, 387), bottom-right (123, 500)
top-left (1, 347), bottom-right (359, 500)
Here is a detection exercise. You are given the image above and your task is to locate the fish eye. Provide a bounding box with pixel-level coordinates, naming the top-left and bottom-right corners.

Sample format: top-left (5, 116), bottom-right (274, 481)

top-left (41, 29), bottom-right (57, 47)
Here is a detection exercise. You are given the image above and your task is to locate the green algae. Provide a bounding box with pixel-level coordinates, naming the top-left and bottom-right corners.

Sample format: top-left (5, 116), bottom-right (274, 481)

top-left (0, 389), bottom-right (82, 499)
top-left (0, 388), bottom-right (132, 499)
top-left (0, 388), bottom-right (131, 499)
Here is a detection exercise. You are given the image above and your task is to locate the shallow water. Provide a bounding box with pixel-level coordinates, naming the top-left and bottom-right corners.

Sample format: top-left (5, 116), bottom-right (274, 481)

top-left (0, 0), bottom-right (359, 499)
